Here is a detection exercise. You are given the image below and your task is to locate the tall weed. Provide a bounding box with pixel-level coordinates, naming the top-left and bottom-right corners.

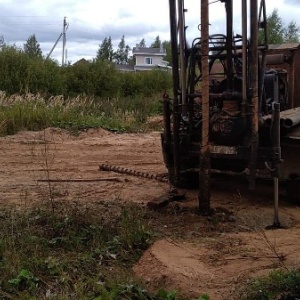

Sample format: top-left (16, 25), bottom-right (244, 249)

top-left (0, 93), bottom-right (163, 135)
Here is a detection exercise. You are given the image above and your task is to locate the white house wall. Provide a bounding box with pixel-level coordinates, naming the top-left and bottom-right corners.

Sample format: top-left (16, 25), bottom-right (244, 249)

top-left (135, 55), bottom-right (165, 66)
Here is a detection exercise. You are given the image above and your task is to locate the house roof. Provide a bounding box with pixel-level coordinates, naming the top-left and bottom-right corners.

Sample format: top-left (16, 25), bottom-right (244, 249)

top-left (132, 46), bottom-right (166, 55)
top-left (73, 58), bottom-right (90, 66)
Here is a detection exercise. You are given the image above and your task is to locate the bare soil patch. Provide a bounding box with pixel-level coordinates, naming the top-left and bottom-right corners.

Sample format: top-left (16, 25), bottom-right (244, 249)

top-left (1, 128), bottom-right (300, 299)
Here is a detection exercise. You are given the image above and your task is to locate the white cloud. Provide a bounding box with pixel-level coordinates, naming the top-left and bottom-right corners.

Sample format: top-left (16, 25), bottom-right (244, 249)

top-left (0, 0), bottom-right (300, 63)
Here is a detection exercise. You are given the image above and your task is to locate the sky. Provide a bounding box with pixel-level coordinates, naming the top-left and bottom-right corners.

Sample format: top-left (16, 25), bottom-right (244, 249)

top-left (0, 0), bottom-right (300, 64)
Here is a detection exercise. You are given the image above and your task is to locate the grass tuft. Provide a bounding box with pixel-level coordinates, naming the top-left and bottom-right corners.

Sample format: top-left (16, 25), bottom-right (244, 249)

top-left (241, 269), bottom-right (300, 300)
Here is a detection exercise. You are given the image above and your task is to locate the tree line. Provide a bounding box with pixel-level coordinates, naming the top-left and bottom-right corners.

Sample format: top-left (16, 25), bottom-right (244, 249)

top-left (2, 7), bottom-right (296, 65)
top-left (259, 9), bottom-right (300, 44)
top-left (96, 35), bottom-right (171, 65)
top-left (0, 37), bottom-right (172, 97)
top-left (0, 33), bottom-right (170, 66)
top-left (0, 8), bottom-right (298, 98)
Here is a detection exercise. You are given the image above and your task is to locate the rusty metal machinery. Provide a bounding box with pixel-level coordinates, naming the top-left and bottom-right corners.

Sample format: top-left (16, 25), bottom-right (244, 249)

top-left (162, 0), bottom-right (300, 216)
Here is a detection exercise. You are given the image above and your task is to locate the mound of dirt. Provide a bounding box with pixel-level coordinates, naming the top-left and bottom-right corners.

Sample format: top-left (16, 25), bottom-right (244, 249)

top-left (134, 229), bottom-right (300, 299)
top-left (3, 127), bottom-right (76, 144)
top-left (78, 127), bottom-right (112, 139)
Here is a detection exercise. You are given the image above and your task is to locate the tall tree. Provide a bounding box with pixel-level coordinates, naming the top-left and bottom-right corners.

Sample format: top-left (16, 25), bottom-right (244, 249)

top-left (266, 9), bottom-right (284, 44)
top-left (96, 36), bottom-right (114, 62)
top-left (259, 9), bottom-right (300, 44)
top-left (139, 38), bottom-right (146, 48)
top-left (284, 21), bottom-right (300, 43)
top-left (162, 40), bottom-right (171, 64)
top-left (128, 55), bottom-right (135, 66)
top-left (0, 35), bottom-right (5, 49)
top-left (23, 34), bottom-right (42, 58)
top-left (115, 35), bottom-right (130, 64)
top-left (151, 35), bottom-right (161, 48)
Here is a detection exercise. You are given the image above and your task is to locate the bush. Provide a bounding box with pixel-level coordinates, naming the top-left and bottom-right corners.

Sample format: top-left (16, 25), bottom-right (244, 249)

top-left (0, 47), bottom-right (172, 99)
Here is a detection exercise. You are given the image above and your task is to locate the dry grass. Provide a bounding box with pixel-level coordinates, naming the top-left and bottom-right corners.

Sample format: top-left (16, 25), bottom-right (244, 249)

top-left (0, 92), bottom-right (163, 136)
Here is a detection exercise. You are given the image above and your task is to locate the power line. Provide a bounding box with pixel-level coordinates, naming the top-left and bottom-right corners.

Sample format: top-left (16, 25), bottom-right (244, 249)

top-left (209, 0), bottom-right (221, 5)
top-left (0, 23), bottom-right (58, 25)
top-left (0, 16), bottom-right (47, 18)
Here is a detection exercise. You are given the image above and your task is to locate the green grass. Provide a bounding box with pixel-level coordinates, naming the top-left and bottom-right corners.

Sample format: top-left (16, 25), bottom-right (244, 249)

top-left (0, 93), bottom-right (164, 136)
top-left (0, 203), bottom-right (151, 299)
top-left (241, 269), bottom-right (300, 300)
top-left (0, 203), bottom-right (209, 300)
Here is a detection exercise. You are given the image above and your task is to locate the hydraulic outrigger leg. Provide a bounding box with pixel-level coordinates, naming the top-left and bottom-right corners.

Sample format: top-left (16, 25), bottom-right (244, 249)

top-left (266, 103), bottom-right (283, 229)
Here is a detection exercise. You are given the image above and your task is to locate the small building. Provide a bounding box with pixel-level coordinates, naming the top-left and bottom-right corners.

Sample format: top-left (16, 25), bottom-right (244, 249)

top-left (132, 45), bottom-right (169, 71)
top-left (73, 58), bottom-right (90, 66)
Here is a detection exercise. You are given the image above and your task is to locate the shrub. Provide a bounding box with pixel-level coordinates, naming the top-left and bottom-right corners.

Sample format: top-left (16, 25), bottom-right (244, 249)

top-left (0, 46), bottom-right (172, 99)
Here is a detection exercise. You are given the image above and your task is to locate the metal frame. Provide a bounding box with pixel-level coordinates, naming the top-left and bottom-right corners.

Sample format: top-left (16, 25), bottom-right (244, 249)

top-left (163, 0), bottom-right (284, 214)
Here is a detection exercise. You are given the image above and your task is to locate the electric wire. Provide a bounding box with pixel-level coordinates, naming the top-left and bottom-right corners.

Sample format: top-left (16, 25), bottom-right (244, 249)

top-left (209, 0), bottom-right (221, 5)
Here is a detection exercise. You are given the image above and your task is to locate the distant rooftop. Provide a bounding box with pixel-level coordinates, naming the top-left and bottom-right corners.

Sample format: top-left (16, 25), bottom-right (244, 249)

top-left (132, 46), bottom-right (166, 54)
top-left (73, 58), bottom-right (90, 66)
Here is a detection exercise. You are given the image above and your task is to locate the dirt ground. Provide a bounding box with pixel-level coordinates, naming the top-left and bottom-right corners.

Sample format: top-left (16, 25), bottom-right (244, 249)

top-left (0, 127), bottom-right (300, 299)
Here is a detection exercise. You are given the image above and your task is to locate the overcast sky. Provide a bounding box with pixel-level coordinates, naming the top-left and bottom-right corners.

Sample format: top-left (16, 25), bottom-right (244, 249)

top-left (0, 0), bottom-right (299, 64)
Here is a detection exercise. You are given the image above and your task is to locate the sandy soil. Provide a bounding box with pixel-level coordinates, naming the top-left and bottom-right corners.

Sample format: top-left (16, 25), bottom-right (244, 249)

top-left (0, 127), bottom-right (300, 299)
top-left (0, 128), bottom-right (168, 208)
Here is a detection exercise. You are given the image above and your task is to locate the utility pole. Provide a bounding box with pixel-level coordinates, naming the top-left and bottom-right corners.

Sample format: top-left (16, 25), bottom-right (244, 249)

top-left (62, 17), bottom-right (68, 66)
top-left (46, 17), bottom-right (69, 63)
